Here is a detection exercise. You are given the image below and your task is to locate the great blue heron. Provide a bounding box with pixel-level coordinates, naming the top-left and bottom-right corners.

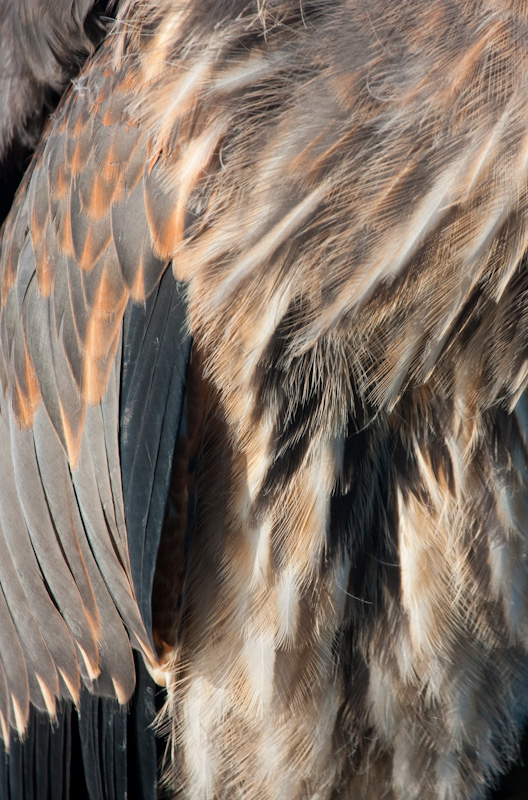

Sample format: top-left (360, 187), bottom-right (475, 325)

top-left (1, 1), bottom-right (528, 798)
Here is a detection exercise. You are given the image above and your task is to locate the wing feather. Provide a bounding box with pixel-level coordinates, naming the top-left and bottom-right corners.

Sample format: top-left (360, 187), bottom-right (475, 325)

top-left (10, 428), bottom-right (101, 675)
top-left (32, 410), bottom-right (100, 631)
top-left (120, 269), bottom-right (190, 640)
top-left (0, 585), bottom-right (30, 732)
top-left (0, 418), bottom-right (80, 704)
top-left (0, 32), bottom-right (184, 737)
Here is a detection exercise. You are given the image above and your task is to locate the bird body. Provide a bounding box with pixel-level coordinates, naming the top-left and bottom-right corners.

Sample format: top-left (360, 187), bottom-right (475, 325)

top-left (1, 1), bottom-right (528, 798)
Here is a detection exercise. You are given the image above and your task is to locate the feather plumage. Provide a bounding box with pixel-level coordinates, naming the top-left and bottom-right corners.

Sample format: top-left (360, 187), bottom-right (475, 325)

top-left (2, 0), bottom-right (528, 798)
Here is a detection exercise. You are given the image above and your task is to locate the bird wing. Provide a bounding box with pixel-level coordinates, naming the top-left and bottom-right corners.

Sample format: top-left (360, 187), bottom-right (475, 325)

top-left (0, 36), bottom-right (189, 740)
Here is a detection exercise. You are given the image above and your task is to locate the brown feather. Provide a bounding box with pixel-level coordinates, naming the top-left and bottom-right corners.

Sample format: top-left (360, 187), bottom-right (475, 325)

top-left (110, 1), bottom-right (528, 797)
top-left (3, 0), bottom-right (528, 798)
